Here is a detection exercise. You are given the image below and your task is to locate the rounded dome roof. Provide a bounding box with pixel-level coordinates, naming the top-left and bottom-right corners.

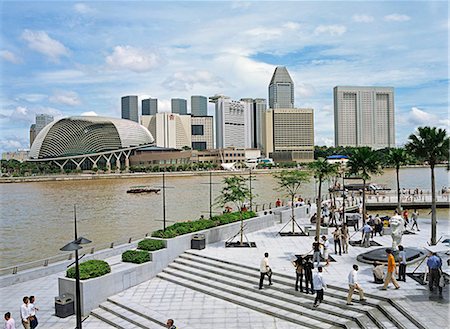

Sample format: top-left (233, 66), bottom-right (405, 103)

top-left (29, 116), bottom-right (154, 159)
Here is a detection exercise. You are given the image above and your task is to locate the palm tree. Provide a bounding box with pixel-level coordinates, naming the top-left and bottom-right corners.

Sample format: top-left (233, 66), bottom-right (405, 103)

top-left (385, 148), bottom-right (411, 212)
top-left (273, 170), bottom-right (310, 234)
top-left (308, 158), bottom-right (339, 241)
top-left (406, 126), bottom-right (449, 245)
top-left (347, 147), bottom-right (383, 223)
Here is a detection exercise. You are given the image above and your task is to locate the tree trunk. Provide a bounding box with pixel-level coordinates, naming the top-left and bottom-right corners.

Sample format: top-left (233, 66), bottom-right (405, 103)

top-left (239, 210), bottom-right (244, 246)
top-left (291, 195), bottom-right (295, 233)
top-left (396, 166), bottom-right (401, 213)
top-left (431, 165), bottom-right (437, 245)
top-left (315, 179), bottom-right (322, 242)
top-left (362, 178), bottom-right (366, 223)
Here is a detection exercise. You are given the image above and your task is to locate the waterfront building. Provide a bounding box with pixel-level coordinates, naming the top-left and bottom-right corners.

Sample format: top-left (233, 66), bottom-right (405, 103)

top-left (121, 95), bottom-right (139, 122)
top-left (141, 112), bottom-right (191, 149)
top-left (210, 95), bottom-right (251, 149)
top-left (334, 86), bottom-right (395, 149)
top-left (268, 66), bottom-right (294, 109)
top-left (191, 116), bottom-right (214, 151)
top-left (30, 114), bottom-right (54, 147)
top-left (240, 98), bottom-right (267, 150)
top-left (262, 108), bottom-right (314, 162)
top-left (142, 98), bottom-right (158, 115)
top-left (191, 95), bottom-right (208, 116)
top-left (1, 149), bottom-right (30, 162)
top-left (28, 116), bottom-right (153, 171)
top-left (171, 98), bottom-right (188, 115)
top-left (190, 147), bottom-right (261, 164)
top-left (130, 146), bottom-right (191, 167)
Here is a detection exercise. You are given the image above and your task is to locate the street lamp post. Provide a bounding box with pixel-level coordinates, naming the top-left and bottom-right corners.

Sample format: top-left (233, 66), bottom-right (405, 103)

top-left (60, 205), bottom-right (91, 329)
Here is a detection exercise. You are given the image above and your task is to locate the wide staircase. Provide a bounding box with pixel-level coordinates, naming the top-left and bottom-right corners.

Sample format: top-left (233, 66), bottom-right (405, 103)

top-left (90, 251), bottom-right (426, 329)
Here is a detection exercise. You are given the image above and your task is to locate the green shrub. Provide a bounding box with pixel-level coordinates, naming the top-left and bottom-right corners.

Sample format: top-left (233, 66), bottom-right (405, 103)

top-left (151, 211), bottom-right (256, 239)
top-left (137, 239), bottom-right (165, 251)
top-left (66, 260), bottom-right (111, 280)
top-left (122, 250), bottom-right (151, 264)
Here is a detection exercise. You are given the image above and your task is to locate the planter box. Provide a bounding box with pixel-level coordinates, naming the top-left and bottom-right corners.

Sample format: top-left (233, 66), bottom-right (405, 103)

top-left (58, 212), bottom-right (275, 315)
top-left (307, 227), bottom-right (328, 236)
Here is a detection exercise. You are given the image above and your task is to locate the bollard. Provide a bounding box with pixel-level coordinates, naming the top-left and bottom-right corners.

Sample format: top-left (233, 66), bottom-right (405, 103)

top-left (44, 259), bottom-right (48, 267)
top-left (128, 237), bottom-right (132, 243)
top-left (90, 247), bottom-right (95, 254)
top-left (110, 242), bottom-right (114, 248)
top-left (12, 267), bottom-right (17, 275)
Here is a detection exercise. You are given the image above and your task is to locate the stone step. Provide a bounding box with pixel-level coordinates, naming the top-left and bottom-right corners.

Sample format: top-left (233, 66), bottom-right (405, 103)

top-left (183, 251), bottom-right (424, 329)
top-left (90, 306), bottom-right (139, 329)
top-left (84, 311), bottom-right (121, 328)
top-left (169, 258), bottom-right (374, 328)
top-left (95, 300), bottom-right (164, 329)
top-left (158, 266), bottom-right (358, 329)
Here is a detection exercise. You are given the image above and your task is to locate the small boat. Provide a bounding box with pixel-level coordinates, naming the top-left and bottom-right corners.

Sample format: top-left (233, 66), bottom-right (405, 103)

top-left (127, 186), bottom-right (160, 194)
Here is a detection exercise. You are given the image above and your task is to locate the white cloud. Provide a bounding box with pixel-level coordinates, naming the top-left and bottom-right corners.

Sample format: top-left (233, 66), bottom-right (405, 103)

top-left (384, 14), bottom-right (411, 22)
top-left (49, 91), bottom-right (81, 106)
top-left (314, 25), bottom-right (347, 36)
top-left (106, 46), bottom-right (159, 73)
top-left (6, 106), bottom-right (62, 124)
top-left (282, 22), bottom-right (301, 30)
top-left (74, 3), bottom-right (92, 14)
top-left (15, 93), bottom-right (47, 103)
top-left (21, 29), bottom-right (70, 61)
top-left (352, 14), bottom-right (374, 23)
top-left (245, 27), bottom-right (282, 39)
top-left (296, 83), bottom-right (316, 98)
top-left (401, 107), bottom-right (450, 129)
top-left (80, 111), bottom-right (98, 116)
top-left (231, 2), bottom-right (251, 10)
top-left (0, 50), bottom-right (21, 64)
top-left (0, 139), bottom-right (24, 151)
top-left (162, 70), bottom-right (223, 91)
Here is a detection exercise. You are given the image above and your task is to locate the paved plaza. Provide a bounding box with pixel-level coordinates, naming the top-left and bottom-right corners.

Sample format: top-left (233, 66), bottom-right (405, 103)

top-left (1, 214), bottom-right (448, 328)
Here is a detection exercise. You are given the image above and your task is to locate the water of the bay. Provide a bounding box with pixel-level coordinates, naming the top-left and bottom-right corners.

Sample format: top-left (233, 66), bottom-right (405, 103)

top-left (0, 167), bottom-right (448, 268)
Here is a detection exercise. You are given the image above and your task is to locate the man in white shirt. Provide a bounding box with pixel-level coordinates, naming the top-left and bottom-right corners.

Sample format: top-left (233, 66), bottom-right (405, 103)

top-left (313, 267), bottom-right (326, 308)
top-left (322, 236), bottom-right (330, 266)
top-left (28, 295), bottom-right (38, 329)
top-left (4, 312), bottom-right (15, 329)
top-left (20, 296), bottom-right (30, 329)
top-left (347, 264), bottom-right (366, 305)
top-left (259, 252), bottom-right (272, 289)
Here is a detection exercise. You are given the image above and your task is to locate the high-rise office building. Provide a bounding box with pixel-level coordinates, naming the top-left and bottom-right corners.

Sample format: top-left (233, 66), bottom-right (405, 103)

top-left (268, 66), bottom-right (294, 109)
top-left (262, 108), bottom-right (315, 162)
top-left (141, 113), bottom-right (191, 149)
top-left (30, 114), bottom-right (54, 147)
top-left (191, 116), bottom-right (214, 150)
top-left (142, 98), bottom-right (158, 115)
top-left (210, 95), bottom-right (248, 149)
top-left (241, 98), bottom-right (267, 150)
top-left (171, 98), bottom-right (188, 115)
top-left (121, 96), bottom-right (139, 122)
top-left (191, 95), bottom-right (208, 116)
top-left (334, 86), bottom-right (395, 149)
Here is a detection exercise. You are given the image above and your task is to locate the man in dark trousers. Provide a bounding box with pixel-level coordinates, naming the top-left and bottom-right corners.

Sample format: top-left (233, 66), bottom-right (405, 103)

top-left (313, 266), bottom-right (326, 308)
top-left (427, 251), bottom-right (443, 297)
top-left (259, 252), bottom-right (272, 289)
top-left (304, 257), bottom-right (314, 294)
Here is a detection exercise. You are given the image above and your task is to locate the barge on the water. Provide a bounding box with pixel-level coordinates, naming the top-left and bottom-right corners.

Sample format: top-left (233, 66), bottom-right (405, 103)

top-left (127, 186), bottom-right (160, 194)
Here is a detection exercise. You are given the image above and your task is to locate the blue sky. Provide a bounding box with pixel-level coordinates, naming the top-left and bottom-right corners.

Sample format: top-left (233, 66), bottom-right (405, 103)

top-left (0, 0), bottom-right (448, 152)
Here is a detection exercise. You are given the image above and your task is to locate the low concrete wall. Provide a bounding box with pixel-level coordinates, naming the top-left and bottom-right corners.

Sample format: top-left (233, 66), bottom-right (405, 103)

top-left (58, 212), bottom-right (276, 315)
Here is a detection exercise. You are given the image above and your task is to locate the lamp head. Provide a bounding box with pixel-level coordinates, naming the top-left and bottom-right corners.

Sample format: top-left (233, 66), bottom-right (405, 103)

top-left (77, 237), bottom-right (92, 245)
top-left (60, 241), bottom-right (82, 252)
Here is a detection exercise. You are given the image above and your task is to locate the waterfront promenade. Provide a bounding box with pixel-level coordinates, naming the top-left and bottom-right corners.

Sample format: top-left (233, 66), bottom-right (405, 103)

top-left (0, 212), bottom-right (448, 328)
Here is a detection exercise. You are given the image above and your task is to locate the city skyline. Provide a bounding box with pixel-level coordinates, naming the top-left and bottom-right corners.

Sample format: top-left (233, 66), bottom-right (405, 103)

top-left (0, 1), bottom-right (448, 153)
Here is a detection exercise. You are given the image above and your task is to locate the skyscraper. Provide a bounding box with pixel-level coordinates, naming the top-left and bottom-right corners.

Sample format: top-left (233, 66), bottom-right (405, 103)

top-left (142, 98), bottom-right (158, 115)
top-left (240, 98), bottom-right (267, 149)
top-left (121, 96), bottom-right (139, 122)
top-left (171, 98), bottom-right (188, 115)
top-left (35, 114), bottom-right (54, 133)
top-left (209, 95), bottom-right (247, 149)
top-left (268, 66), bottom-right (294, 109)
top-left (191, 95), bottom-right (208, 116)
top-left (334, 86), bottom-right (395, 149)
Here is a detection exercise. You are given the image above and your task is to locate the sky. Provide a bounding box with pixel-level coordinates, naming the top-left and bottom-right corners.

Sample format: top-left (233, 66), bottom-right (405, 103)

top-left (0, 0), bottom-right (448, 153)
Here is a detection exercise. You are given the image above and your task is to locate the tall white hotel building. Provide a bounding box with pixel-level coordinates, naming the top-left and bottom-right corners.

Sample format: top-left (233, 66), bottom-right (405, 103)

top-left (333, 86), bottom-right (395, 150)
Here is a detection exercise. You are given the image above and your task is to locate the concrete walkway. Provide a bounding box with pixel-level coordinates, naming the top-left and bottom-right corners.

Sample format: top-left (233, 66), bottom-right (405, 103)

top-left (1, 215), bottom-right (448, 328)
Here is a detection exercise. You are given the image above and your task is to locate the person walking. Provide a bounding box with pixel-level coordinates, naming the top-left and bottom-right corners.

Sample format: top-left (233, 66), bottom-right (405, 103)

top-left (346, 264), bottom-right (366, 305)
top-left (28, 295), bottom-right (38, 329)
top-left (292, 256), bottom-right (304, 292)
top-left (259, 252), bottom-right (272, 289)
top-left (341, 224), bottom-right (349, 254)
top-left (322, 236), bottom-right (330, 266)
top-left (382, 249), bottom-right (400, 290)
top-left (166, 319), bottom-right (177, 329)
top-left (427, 251), bottom-right (443, 297)
top-left (411, 210), bottom-right (420, 231)
top-left (20, 296), bottom-right (30, 329)
top-left (398, 246), bottom-right (407, 282)
top-left (304, 257), bottom-right (314, 294)
top-left (4, 312), bottom-right (15, 329)
top-left (313, 267), bottom-right (326, 308)
top-left (374, 214), bottom-right (383, 236)
top-left (312, 237), bottom-right (322, 268)
top-left (361, 222), bottom-right (372, 248)
top-left (333, 227), bottom-right (342, 256)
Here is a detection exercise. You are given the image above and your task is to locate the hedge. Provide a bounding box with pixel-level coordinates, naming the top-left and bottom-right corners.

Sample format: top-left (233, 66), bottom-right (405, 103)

top-left (137, 239), bottom-right (165, 251)
top-left (122, 250), bottom-right (151, 264)
top-left (66, 260), bottom-right (111, 280)
top-left (151, 211), bottom-right (257, 239)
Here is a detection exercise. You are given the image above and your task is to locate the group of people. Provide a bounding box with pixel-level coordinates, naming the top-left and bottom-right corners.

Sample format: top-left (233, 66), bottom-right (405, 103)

top-left (4, 296), bottom-right (39, 329)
